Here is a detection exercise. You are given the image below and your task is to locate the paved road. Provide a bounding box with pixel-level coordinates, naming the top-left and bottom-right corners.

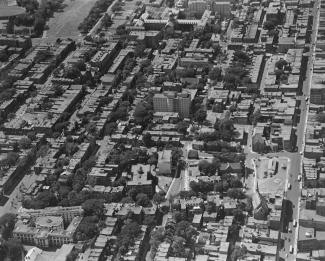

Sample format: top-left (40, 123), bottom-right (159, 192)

top-left (278, 0), bottom-right (320, 259)
top-left (165, 142), bottom-right (193, 200)
top-left (0, 172), bottom-right (38, 216)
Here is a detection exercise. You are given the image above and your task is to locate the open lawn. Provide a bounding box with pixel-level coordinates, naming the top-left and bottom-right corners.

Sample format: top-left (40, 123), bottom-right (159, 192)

top-left (0, 6), bottom-right (25, 17)
top-left (43, 0), bottom-right (97, 42)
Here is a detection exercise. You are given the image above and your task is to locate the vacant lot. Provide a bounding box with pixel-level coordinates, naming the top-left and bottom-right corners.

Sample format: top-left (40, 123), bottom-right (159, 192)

top-left (44, 0), bottom-right (96, 42)
top-left (255, 157), bottom-right (289, 195)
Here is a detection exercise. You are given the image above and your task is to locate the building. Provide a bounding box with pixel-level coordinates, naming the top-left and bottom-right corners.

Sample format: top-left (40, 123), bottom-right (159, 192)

top-left (13, 215), bottom-right (82, 248)
top-left (18, 206), bottom-right (83, 224)
top-left (127, 164), bottom-right (155, 197)
top-left (310, 82), bottom-right (325, 105)
top-left (211, 0), bottom-right (231, 17)
top-left (153, 90), bottom-right (196, 118)
top-left (187, 0), bottom-right (208, 16)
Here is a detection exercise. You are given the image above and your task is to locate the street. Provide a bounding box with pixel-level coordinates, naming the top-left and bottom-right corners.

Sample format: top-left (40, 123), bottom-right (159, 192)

top-left (277, 0), bottom-right (320, 259)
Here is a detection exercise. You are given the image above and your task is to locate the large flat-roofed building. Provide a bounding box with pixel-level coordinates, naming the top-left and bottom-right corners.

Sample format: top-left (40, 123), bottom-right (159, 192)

top-left (310, 74), bottom-right (325, 104)
top-left (153, 90), bottom-right (196, 118)
top-left (127, 164), bottom-right (154, 197)
top-left (211, 1), bottom-right (231, 17)
top-left (187, 0), bottom-right (208, 15)
top-left (18, 206), bottom-right (83, 224)
top-left (13, 215), bottom-right (82, 248)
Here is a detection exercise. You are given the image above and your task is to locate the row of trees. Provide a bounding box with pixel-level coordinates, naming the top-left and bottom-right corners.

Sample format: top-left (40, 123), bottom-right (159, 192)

top-left (189, 174), bottom-right (244, 198)
top-left (195, 118), bottom-right (238, 142)
top-left (78, 0), bottom-right (116, 33)
top-left (0, 213), bottom-right (24, 260)
top-left (149, 216), bottom-right (197, 258)
top-left (16, 0), bottom-right (67, 36)
top-left (223, 51), bottom-right (251, 90)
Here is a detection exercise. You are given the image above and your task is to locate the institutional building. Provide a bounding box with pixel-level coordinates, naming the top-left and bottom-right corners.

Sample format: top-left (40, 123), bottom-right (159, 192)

top-left (153, 91), bottom-right (193, 118)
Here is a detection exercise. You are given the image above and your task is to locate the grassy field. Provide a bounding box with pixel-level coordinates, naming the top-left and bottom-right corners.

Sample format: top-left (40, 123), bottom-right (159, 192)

top-left (44, 0), bottom-right (96, 42)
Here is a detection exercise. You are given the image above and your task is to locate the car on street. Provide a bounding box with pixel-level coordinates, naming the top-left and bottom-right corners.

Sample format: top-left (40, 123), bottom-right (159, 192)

top-left (290, 245), bottom-right (294, 254)
top-left (287, 183), bottom-right (291, 190)
top-left (298, 175), bottom-right (302, 181)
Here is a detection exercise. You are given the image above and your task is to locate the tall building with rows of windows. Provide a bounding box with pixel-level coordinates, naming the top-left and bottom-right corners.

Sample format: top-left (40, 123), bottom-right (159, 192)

top-left (153, 91), bottom-right (194, 118)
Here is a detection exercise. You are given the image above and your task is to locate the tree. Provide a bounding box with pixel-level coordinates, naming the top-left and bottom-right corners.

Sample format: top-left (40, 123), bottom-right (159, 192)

top-left (153, 192), bottom-right (165, 205)
top-left (134, 42), bottom-right (146, 57)
top-left (209, 67), bottom-right (222, 81)
top-left (173, 211), bottom-right (186, 223)
top-left (23, 191), bottom-right (57, 209)
top-left (143, 216), bottom-right (156, 227)
top-left (172, 236), bottom-right (186, 257)
top-left (233, 208), bottom-right (246, 224)
top-left (198, 159), bottom-right (219, 176)
top-left (5, 152), bottom-right (19, 166)
top-left (134, 102), bottom-right (152, 124)
top-left (230, 245), bottom-right (247, 261)
top-left (0, 52), bottom-right (9, 62)
top-left (198, 160), bottom-right (211, 172)
top-left (0, 213), bottom-right (16, 240)
top-left (179, 190), bottom-right (196, 199)
top-left (150, 227), bottom-right (165, 253)
top-left (12, 142), bottom-right (20, 152)
top-left (143, 132), bottom-right (153, 147)
top-left (171, 148), bottom-right (183, 166)
top-left (82, 199), bottom-right (105, 218)
top-left (206, 201), bottom-right (216, 213)
top-left (194, 108), bottom-right (207, 123)
top-left (190, 180), bottom-right (214, 194)
top-left (66, 249), bottom-right (79, 261)
top-left (33, 16), bottom-right (45, 36)
top-left (117, 222), bottom-right (141, 254)
top-left (263, 20), bottom-right (276, 31)
top-left (121, 197), bottom-right (135, 204)
top-left (250, 109), bottom-right (261, 125)
top-left (54, 85), bottom-right (64, 96)
top-left (227, 188), bottom-right (246, 199)
top-left (102, 13), bottom-right (112, 28)
top-left (233, 51), bottom-right (250, 64)
top-left (82, 156), bottom-right (96, 171)
top-left (76, 216), bottom-right (99, 240)
top-left (103, 122), bottom-right (117, 136)
top-left (65, 66), bottom-right (81, 79)
top-left (175, 221), bottom-right (197, 243)
top-left (176, 121), bottom-right (188, 134)
top-left (136, 193), bottom-right (151, 207)
top-left (148, 153), bottom-right (158, 165)
top-left (0, 239), bottom-right (24, 261)
top-left (116, 24), bottom-right (127, 35)
top-left (316, 112), bottom-right (325, 123)
top-left (275, 59), bottom-right (288, 70)
top-left (18, 137), bottom-right (32, 150)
